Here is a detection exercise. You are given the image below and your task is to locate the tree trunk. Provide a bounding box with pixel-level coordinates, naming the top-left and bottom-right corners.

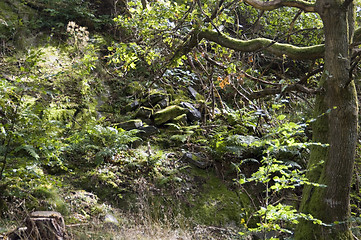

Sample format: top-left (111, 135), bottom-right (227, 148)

top-left (295, 2), bottom-right (358, 240)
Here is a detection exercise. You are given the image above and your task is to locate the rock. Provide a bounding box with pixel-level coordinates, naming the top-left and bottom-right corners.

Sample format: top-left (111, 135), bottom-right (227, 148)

top-left (180, 102), bottom-right (201, 122)
top-left (124, 100), bottom-right (140, 112)
top-left (124, 81), bottom-right (145, 95)
top-left (137, 125), bottom-right (159, 137)
top-left (153, 105), bottom-right (186, 125)
top-left (135, 106), bottom-right (153, 119)
top-left (155, 98), bottom-right (169, 109)
top-left (188, 86), bottom-right (200, 100)
top-left (172, 113), bottom-right (187, 125)
top-left (104, 213), bottom-right (119, 228)
top-left (181, 152), bottom-right (212, 169)
top-left (143, 91), bottom-right (169, 107)
top-left (115, 119), bottom-right (143, 130)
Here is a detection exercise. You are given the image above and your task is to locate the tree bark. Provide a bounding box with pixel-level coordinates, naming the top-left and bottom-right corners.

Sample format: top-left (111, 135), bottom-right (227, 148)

top-left (295, 2), bottom-right (358, 239)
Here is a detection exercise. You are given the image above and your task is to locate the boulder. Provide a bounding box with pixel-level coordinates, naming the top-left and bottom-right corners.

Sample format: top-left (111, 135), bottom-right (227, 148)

top-left (181, 152), bottom-right (212, 169)
top-left (180, 102), bottom-right (201, 122)
top-left (172, 113), bottom-right (187, 125)
top-left (188, 86), bottom-right (200, 100)
top-left (153, 105), bottom-right (186, 125)
top-left (104, 213), bottom-right (119, 229)
top-left (124, 100), bottom-right (140, 112)
top-left (143, 91), bottom-right (169, 107)
top-left (135, 106), bottom-right (153, 119)
top-left (115, 119), bottom-right (143, 130)
top-left (137, 125), bottom-right (160, 137)
top-left (155, 98), bottom-right (169, 109)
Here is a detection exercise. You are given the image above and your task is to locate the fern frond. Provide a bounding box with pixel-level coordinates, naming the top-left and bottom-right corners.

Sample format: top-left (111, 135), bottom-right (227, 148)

top-left (14, 144), bottom-right (40, 160)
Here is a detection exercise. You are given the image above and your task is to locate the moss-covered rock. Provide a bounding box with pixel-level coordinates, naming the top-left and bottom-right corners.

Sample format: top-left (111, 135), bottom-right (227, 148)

top-left (154, 98), bottom-right (169, 110)
top-left (135, 106), bottom-right (153, 119)
top-left (124, 100), bottom-right (140, 113)
top-left (188, 86), bottom-right (204, 101)
top-left (153, 105), bottom-right (186, 125)
top-left (141, 91), bottom-right (168, 107)
top-left (124, 81), bottom-right (145, 96)
top-left (115, 119), bottom-right (143, 130)
top-left (172, 113), bottom-right (187, 125)
top-left (180, 102), bottom-right (201, 122)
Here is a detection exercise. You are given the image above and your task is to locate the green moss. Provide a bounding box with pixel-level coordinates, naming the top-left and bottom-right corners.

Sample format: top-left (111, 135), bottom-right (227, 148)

top-left (185, 168), bottom-right (251, 226)
top-left (32, 185), bottom-right (69, 216)
top-left (115, 119), bottom-right (143, 130)
top-left (136, 106), bottom-right (153, 119)
top-left (169, 89), bottom-right (190, 105)
top-left (142, 90), bottom-right (169, 107)
top-left (172, 113), bottom-right (187, 125)
top-left (125, 81), bottom-right (145, 96)
top-left (153, 105), bottom-right (186, 125)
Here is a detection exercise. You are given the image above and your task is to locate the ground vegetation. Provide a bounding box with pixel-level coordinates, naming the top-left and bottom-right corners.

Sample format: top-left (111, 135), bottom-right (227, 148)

top-left (1, 0), bottom-right (361, 239)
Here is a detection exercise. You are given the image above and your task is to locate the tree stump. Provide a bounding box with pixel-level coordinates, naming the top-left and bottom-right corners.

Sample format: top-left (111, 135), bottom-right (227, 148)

top-left (25, 211), bottom-right (69, 240)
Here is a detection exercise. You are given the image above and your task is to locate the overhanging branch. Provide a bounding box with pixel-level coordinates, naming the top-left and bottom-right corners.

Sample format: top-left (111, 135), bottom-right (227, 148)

top-left (171, 26), bottom-right (361, 64)
top-left (243, 0), bottom-right (316, 12)
top-left (193, 29), bottom-right (324, 60)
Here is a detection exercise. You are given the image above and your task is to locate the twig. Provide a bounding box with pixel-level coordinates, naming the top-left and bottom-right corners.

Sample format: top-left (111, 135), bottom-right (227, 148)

top-left (197, 0), bottom-right (222, 34)
top-left (66, 223), bottom-right (91, 227)
top-left (240, 70), bottom-right (280, 86)
top-left (297, 67), bottom-right (323, 85)
top-left (230, 81), bottom-right (257, 108)
top-left (287, 10), bottom-right (303, 43)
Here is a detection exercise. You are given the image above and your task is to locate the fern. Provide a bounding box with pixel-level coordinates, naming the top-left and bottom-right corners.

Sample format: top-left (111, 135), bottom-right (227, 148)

top-left (14, 145), bottom-right (40, 160)
top-left (66, 124), bottom-right (140, 164)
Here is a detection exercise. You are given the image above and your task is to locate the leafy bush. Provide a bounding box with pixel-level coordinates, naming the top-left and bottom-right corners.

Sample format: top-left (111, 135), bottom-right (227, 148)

top-left (234, 119), bottom-right (328, 238)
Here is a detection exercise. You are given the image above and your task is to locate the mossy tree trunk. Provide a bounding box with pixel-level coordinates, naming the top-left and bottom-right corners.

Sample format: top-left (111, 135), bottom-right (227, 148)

top-left (295, 1), bottom-right (358, 239)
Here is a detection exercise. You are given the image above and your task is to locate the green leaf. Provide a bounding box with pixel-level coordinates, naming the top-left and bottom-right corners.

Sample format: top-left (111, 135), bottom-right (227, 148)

top-left (277, 115), bottom-right (286, 120)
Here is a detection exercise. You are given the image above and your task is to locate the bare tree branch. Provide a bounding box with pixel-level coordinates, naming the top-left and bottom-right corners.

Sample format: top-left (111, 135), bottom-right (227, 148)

top-left (248, 83), bottom-right (318, 100)
top-left (287, 10), bottom-right (303, 42)
top-left (243, 0), bottom-right (316, 12)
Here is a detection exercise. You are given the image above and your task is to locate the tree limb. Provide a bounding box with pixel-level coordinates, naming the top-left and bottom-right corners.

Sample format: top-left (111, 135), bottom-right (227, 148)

top-left (171, 26), bottom-right (361, 64)
top-left (243, 0), bottom-right (316, 12)
top-left (197, 29), bottom-right (324, 60)
top-left (248, 83), bottom-right (318, 100)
